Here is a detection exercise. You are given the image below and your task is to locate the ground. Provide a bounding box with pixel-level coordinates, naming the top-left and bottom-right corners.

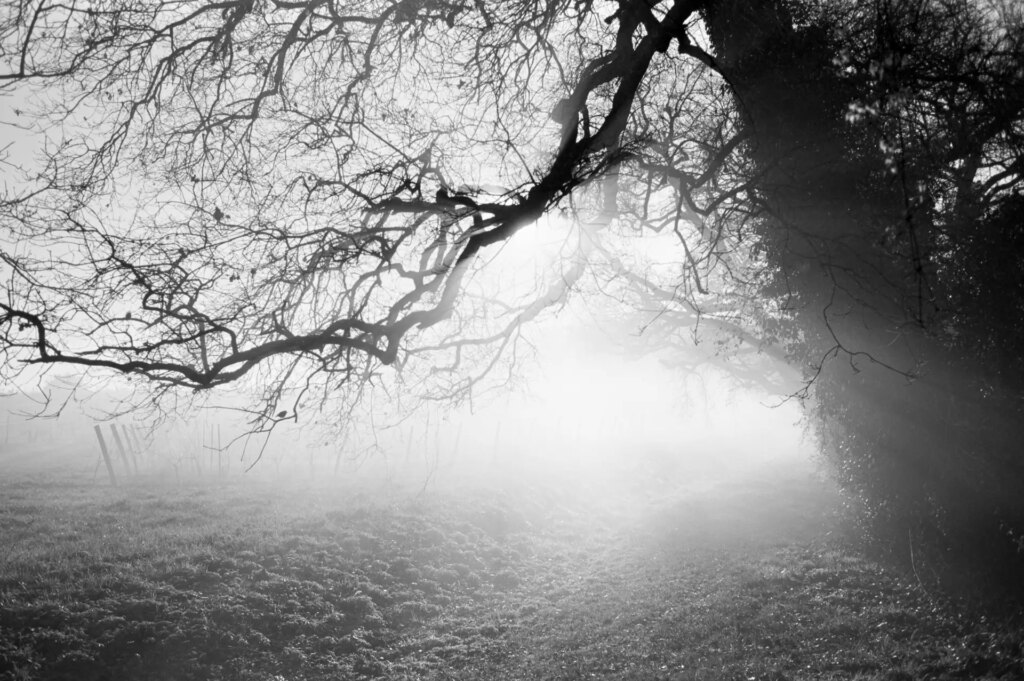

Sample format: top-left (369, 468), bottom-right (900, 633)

top-left (1, 451), bottom-right (1022, 681)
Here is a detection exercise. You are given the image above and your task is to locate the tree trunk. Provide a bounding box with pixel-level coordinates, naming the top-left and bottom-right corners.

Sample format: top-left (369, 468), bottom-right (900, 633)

top-left (703, 0), bottom-right (1024, 596)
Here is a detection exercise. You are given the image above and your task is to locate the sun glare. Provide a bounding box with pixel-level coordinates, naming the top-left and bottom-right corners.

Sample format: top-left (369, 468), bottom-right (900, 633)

top-left (468, 212), bottom-right (581, 305)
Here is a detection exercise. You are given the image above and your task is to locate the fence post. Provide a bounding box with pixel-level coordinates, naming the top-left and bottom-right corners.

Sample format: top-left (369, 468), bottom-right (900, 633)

top-left (93, 425), bottom-right (118, 487)
top-left (131, 425), bottom-right (146, 457)
top-left (109, 424), bottom-right (135, 475)
top-left (120, 424), bottom-right (141, 472)
top-left (123, 424), bottom-right (142, 458)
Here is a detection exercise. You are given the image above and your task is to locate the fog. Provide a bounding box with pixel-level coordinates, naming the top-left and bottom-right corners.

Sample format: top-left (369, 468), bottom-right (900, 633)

top-left (330, 320), bottom-right (812, 491)
top-left (0, 181), bottom-right (818, 497)
top-left (1, 306), bottom-right (815, 503)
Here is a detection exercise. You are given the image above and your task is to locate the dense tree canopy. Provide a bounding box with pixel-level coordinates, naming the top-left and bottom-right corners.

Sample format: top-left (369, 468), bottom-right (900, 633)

top-left (2, 0), bottom-right (1024, 581)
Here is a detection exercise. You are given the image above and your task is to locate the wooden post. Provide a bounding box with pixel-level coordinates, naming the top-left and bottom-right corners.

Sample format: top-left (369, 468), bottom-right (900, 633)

top-left (120, 424), bottom-right (140, 473)
top-left (124, 425), bottom-right (143, 458)
top-left (110, 424), bottom-right (136, 475)
top-left (93, 425), bottom-right (118, 486)
top-left (131, 425), bottom-right (146, 457)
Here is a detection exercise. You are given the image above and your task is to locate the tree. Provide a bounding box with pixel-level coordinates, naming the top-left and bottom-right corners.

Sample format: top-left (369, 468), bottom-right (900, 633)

top-left (701, 0), bottom-right (1024, 591)
top-left (0, 0), bottom-right (744, 425)
top-left (2, 0), bottom-right (1024, 585)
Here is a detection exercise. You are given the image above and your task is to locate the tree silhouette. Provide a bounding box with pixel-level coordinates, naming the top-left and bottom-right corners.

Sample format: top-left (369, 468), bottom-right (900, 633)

top-left (3, 1), bottom-right (1024, 571)
top-left (0, 0), bottom-right (753, 421)
top-left (703, 0), bottom-right (1024, 587)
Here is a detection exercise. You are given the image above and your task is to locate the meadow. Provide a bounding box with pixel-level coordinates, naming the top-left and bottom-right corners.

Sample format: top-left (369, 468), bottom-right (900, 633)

top-left (1, 448), bottom-right (1022, 681)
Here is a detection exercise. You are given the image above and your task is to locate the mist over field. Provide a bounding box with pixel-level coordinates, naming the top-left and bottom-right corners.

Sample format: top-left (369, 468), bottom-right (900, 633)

top-left (5, 315), bottom-right (1024, 680)
top-left (1, 327), bottom-right (853, 681)
top-left (4, 0), bottom-right (1024, 678)
top-left (6, 361), bottom-right (1022, 681)
top-left (1, 307), bottom-right (811, 491)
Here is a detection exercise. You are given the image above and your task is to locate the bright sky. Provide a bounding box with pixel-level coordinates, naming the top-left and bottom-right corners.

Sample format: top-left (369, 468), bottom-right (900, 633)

top-left (2, 199), bottom-right (813, 491)
top-left (1, 72), bottom-right (812, 489)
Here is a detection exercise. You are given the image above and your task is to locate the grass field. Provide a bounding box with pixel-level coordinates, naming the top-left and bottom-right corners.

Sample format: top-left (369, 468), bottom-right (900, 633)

top-left (1, 452), bottom-right (1022, 681)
